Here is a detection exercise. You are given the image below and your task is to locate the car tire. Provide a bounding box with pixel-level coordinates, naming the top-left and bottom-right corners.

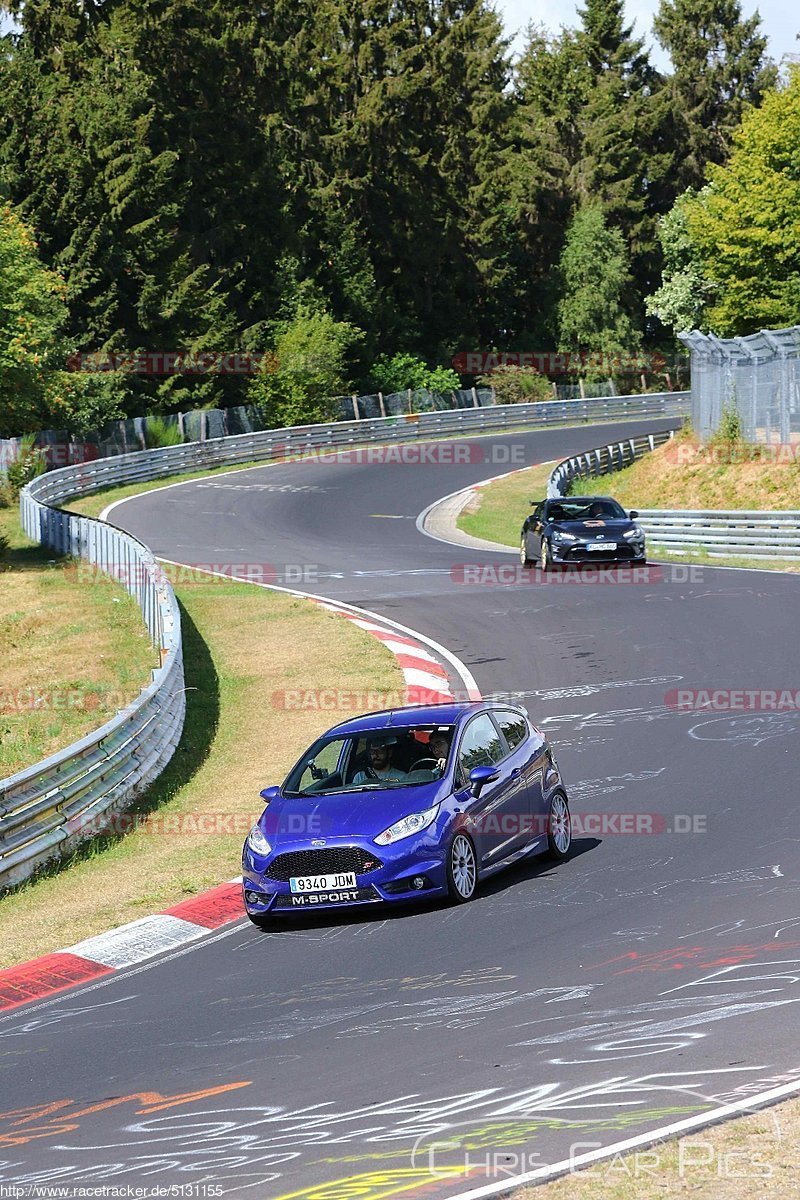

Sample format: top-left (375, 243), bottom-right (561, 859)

top-left (546, 791), bottom-right (572, 861)
top-left (540, 539), bottom-right (552, 572)
top-left (520, 535), bottom-right (533, 568)
top-left (446, 832), bottom-right (478, 903)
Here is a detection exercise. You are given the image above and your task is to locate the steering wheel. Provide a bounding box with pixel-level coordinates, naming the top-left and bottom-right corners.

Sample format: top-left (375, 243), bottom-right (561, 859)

top-left (410, 757), bottom-right (441, 772)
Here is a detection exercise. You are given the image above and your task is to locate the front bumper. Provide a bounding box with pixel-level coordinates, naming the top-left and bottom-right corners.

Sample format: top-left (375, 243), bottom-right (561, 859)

top-left (242, 838), bottom-right (449, 914)
top-left (551, 540), bottom-right (646, 563)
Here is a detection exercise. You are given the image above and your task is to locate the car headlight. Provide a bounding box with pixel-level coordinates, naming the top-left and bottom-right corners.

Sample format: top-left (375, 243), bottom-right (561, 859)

top-left (552, 530), bottom-right (577, 542)
top-left (375, 806), bottom-right (438, 846)
top-left (623, 526), bottom-right (644, 540)
top-left (247, 824), bottom-right (271, 856)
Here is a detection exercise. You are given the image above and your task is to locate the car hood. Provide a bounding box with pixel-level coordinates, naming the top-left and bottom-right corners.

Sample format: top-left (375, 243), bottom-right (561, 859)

top-left (550, 518), bottom-right (637, 536)
top-left (260, 782), bottom-right (446, 844)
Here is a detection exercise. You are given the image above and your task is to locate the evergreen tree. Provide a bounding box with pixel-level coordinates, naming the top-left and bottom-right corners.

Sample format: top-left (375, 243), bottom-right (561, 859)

top-left (574, 0), bottom-right (666, 306)
top-left (653, 0), bottom-right (777, 191)
top-left (508, 26), bottom-right (587, 343)
top-left (557, 202), bottom-right (640, 360)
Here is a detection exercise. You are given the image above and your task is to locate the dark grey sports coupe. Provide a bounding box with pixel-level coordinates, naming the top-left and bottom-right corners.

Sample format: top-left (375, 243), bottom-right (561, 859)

top-left (520, 496), bottom-right (646, 570)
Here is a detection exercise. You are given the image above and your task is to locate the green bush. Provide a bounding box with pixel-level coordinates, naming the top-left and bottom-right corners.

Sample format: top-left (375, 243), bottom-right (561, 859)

top-left (250, 305), bottom-right (364, 428)
top-left (713, 396), bottom-right (743, 445)
top-left (371, 354), bottom-right (460, 396)
top-left (0, 532), bottom-right (8, 561)
top-left (477, 364), bottom-right (553, 405)
top-left (144, 416), bottom-right (183, 448)
top-left (5, 434), bottom-right (46, 495)
top-left (424, 365), bottom-right (461, 394)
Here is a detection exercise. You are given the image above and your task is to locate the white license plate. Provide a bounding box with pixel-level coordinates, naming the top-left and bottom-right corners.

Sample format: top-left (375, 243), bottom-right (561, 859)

top-left (587, 542), bottom-right (617, 551)
top-left (290, 872), bottom-right (357, 893)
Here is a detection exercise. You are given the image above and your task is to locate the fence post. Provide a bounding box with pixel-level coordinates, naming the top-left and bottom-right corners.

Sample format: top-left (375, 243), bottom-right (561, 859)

top-left (351, 394), bottom-right (360, 421)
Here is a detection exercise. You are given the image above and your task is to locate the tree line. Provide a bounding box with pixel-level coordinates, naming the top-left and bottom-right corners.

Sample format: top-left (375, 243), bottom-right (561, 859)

top-left (0, 0), bottom-right (791, 436)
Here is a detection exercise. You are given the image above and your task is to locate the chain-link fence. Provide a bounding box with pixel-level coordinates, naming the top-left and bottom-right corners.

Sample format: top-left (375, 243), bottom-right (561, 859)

top-left (679, 326), bottom-right (800, 443)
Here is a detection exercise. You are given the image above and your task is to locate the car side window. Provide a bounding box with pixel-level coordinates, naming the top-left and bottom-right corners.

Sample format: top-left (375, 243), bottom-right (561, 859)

top-left (495, 709), bottom-right (528, 751)
top-left (532, 503), bottom-right (543, 523)
top-left (296, 739), bottom-right (346, 792)
top-left (456, 714), bottom-right (504, 787)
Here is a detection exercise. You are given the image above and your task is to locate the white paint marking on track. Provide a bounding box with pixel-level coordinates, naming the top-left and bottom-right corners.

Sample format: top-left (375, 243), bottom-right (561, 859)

top-left (67, 915), bottom-right (207, 969)
top-left (442, 1075), bottom-right (800, 1200)
top-left (154, 558), bottom-right (482, 700)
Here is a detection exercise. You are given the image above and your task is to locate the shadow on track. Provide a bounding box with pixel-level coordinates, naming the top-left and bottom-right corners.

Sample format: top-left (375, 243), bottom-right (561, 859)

top-left (243, 838), bottom-right (601, 936)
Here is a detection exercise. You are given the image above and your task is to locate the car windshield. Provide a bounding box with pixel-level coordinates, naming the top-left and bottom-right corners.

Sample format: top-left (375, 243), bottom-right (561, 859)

top-left (282, 725), bottom-right (456, 796)
top-left (549, 499), bottom-right (626, 521)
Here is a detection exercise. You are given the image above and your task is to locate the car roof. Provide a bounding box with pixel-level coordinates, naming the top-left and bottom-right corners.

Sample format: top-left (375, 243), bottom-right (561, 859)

top-left (548, 495), bottom-right (618, 505)
top-left (325, 700), bottom-right (520, 738)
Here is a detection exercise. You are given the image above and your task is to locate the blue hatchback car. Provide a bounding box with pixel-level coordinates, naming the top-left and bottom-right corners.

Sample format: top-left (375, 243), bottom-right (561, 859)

top-left (242, 701), bottom-right (571, 925)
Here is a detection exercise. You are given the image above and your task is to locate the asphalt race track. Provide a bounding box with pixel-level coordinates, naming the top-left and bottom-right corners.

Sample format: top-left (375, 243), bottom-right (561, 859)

top-left (5, 416), bottom-right (800, 1198)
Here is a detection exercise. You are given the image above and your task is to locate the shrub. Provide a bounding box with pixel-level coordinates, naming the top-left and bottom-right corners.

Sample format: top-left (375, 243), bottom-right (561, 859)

top-left (250, 305), bottom-right (364, 429)
top-left (477, 364), bottom-right (553, 404)
top-left (144, 416), bottom-right (183, 448)
top-left (713, 396), bottom-right (743, 445)
top-left (5, 434), bottom-right (46, 495)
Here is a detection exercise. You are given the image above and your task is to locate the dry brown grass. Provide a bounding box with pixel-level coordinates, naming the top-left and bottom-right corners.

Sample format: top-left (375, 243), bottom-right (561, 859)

top-left (0, 577), bottom-right (403, 966)
top-left (570, 429), bottom-right (800, 511)
top-left (517, 1097), bottom-right (800, 1198)
top-left (0, 508), bottom-right (154, 776)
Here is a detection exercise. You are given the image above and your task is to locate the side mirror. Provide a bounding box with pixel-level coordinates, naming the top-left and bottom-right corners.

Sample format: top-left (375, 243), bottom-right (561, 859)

top-left (629, 510), bottom-right (639, 519)
top-left (260, 785), bottom-right (281, 804)
top-left (469, 765), bottom-right (500, 797)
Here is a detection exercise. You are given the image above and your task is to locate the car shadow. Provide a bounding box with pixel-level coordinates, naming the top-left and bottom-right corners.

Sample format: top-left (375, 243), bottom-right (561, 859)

top-left (250, 838), bottom-right (601, 935)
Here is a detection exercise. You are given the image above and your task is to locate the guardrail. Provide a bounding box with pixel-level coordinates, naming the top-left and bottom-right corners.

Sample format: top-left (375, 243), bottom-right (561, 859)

top-left (548, 429), bottom-right (677, 498)
top-left (2, 390), bottom-right (686, 890)
top-left (1, 494), bottom-right (184, 890)
top-left (23, 391), bottom-right (689, 506)
top-left (548, 431), bottom-right (800, 559)
top-left (633, 510), bottom-right (800, 559)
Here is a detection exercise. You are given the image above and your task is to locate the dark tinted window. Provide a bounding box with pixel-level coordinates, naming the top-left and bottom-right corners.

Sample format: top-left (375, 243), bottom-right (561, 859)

top-left (495, 710), bottom-right (528, 751)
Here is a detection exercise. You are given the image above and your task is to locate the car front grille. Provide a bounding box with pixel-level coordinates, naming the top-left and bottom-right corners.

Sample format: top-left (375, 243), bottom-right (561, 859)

top-left (566, 543), bottom-right (637, 561)
top-left (265, 847), bottom-right (383, 881)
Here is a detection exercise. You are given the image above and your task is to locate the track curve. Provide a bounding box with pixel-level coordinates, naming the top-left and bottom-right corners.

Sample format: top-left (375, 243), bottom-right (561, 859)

top-left (5, 417), bottom-right (800, 1198)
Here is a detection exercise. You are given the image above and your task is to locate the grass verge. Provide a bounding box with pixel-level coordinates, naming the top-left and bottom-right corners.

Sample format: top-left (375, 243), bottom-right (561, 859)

top-left (0, 505), bottom-right (154, 778)
top-left (522, 1095), bottom-right (797, 1198)
top-left (568, 427), bottom-right (800, 510)
top-left (456, 434), bottom-right (800, 571)
top-left (457, 461), bottom-right (556, 545)
top-left (0, 575), bottom-right (403, 967)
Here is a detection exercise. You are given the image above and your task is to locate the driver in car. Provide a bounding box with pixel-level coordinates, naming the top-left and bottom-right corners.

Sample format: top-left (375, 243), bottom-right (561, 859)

top-left (353, 737), bottom-right (408, 784)
top-left (429, 732), bottom-right (451, 774)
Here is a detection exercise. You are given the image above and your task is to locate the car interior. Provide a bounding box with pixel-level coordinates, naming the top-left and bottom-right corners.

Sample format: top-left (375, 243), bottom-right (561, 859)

top-left (345, 729), bottom-right (450, 787)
